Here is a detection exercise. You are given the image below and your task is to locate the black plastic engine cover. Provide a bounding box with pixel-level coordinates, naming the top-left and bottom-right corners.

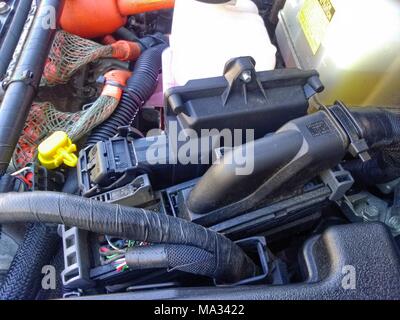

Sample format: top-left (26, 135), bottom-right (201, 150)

top-left (165, 66), bottom-right (323, 140)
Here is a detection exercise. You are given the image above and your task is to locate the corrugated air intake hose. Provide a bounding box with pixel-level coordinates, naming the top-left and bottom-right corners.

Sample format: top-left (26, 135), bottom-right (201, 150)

top-left (86, 43), bottom-right (167, 145)
top-left (344, 107), bottom-right (400, 185)
top-left (0, 192), bottom-right (258, 284)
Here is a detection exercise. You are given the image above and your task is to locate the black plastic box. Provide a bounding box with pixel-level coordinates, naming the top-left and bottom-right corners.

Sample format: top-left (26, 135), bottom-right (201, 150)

top-left (165, 63), bottom-right (323, 140)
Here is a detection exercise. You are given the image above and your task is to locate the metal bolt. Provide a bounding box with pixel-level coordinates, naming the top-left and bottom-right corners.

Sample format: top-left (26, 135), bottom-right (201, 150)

top-left (0, 2), bottom-right (10, 14)
top-left (362, 205), bottom-right (380, 221)
top-left (240, 71), bottom-right (252, 83)
top-left (23, 70), bottom-right (34, 78)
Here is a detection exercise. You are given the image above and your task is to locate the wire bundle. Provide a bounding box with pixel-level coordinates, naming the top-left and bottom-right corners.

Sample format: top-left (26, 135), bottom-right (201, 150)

top-left (99, 236), bottom-right (149, 272)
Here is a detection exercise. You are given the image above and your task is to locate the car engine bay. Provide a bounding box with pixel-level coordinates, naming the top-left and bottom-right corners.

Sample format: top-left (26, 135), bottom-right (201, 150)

top-left (0, 0), bottom-right (399, 300)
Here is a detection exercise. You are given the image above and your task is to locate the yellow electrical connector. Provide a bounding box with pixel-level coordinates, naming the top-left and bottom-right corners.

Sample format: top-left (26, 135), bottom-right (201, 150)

top-left (38, 131), bottom-right (78, 169)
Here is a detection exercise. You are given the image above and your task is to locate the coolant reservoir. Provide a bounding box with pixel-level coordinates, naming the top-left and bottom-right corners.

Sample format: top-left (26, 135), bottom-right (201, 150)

top-left (163, 0), bottom-right (277, 90)
top-left (276, 0), bottom-right (400, 107)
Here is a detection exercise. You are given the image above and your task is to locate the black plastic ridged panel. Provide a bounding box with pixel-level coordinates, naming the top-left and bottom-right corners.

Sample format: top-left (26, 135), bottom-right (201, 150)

top-left (61, 226), bottom-right (94, 290)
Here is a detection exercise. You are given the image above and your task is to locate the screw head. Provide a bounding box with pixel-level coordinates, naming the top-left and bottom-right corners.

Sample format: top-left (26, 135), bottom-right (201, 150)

top-left (240, 71), bottom-right (252, 83)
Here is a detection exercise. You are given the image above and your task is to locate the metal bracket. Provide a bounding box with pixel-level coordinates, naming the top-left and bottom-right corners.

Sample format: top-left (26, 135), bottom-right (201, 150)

top-left (2, 69), bottom-right (35, 90)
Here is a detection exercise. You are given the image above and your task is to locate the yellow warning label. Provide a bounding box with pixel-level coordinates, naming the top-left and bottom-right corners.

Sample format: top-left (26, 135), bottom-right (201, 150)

top-left (298, 0), bottom-right (335, 55)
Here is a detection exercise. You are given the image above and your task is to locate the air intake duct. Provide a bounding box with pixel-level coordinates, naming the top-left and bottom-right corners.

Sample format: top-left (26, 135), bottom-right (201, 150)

top-left (188, 104), bottom-right (400, 216)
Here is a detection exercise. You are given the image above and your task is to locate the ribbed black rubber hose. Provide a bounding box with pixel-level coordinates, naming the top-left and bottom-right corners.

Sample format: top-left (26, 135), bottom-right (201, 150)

top-left (344, 108), bottom-right (400, 185)
top-left (86, 44), bottom-right (167, 145)
top-left (351, 108), bottom-right (400, 149)
top-left (0, 192), bottom-right (258, 284)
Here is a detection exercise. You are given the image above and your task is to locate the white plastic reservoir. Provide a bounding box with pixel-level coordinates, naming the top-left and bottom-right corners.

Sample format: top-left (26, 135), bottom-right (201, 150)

top-left (276, 0), bottom-right (400, 107)
top-left (163, 0), bottom-right (277, 91)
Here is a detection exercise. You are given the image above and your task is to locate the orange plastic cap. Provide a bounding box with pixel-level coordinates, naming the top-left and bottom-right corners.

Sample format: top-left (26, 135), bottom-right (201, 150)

top-left (60, 0), bottom-right (127, 38)
top-left (60, 0), bottom-right (175, 38)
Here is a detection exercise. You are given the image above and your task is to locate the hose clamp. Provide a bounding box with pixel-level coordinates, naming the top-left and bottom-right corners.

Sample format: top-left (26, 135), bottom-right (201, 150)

top-left (327, 100), bottom-right (371, 162)
top-left (96, 76), bottom-right (126, 90)
top-left (2, 69), bottom-right (35, 90)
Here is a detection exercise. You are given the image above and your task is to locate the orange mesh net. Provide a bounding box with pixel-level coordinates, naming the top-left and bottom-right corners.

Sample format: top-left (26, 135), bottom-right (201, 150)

top-left (14, 96), bottom-right (119, 168)
top-left (42, 31), bottom-right (113, 86)
top-left (42, 31), bottom-right (139, 86)
top-left (16, 31), bottom-right (135, 168)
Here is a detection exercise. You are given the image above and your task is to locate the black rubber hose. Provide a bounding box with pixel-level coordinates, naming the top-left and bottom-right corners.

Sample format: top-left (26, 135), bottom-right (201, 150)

top-left (0, 0), bottom-right (64, 175)
top-left (86, 44), bottom-right (167, 145)
top-left (0, 192), bottom-right (258, 284)
top-left (350, 108), bottom-right (400, 149)
top-left (343, 108), bottom-right (400, 184)
top-left (114, 28), bottom-right (167, 51)
top-left (114, 27), bottom-right (140, 42)
top-left (343, 157), bottom-right (392, 186)
top-left (0, 0), bottom-right (33, 79)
